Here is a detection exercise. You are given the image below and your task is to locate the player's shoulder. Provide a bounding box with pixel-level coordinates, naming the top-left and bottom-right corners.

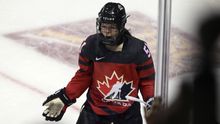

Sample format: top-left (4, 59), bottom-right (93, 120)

top-left (80, 34), bottom-right (98, 49)
top-left (126, 35), bottom-right (148, 50)
top-left (85, 34), bottom-right (97, 41)
top-left (79, 34), bottom-right (99, 59)
top-left (126, 35), bottom-right (152, 64)
top-left (82, 34), bottom-right (97, 45)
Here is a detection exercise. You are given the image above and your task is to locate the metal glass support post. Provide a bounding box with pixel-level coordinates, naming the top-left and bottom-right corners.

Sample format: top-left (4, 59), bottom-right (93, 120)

top-left (155, 0), bottom-right (172, 108)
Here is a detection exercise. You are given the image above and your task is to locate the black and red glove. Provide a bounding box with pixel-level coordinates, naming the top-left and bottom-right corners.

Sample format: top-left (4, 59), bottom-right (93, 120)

top-left (42, 88), bottom-right (76, 121)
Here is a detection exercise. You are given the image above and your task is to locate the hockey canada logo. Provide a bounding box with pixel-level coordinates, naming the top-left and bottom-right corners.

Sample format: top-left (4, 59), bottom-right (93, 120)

top-left (97, 71), bottom-right (135, 102)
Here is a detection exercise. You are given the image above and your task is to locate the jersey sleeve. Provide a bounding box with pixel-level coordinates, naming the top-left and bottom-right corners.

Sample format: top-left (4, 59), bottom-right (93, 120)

top-left (65, 40), bottom-right (93, 100)
top-left (136, 43), bottom-right (155, 101)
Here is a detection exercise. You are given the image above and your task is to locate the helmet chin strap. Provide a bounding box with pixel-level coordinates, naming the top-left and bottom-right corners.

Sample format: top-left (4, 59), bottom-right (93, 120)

top-left (101, 35), bottom-right (117, 45)
top-left (98, 29), bottom-right (125, 46)
top-left (105, 41), bottom-right (124, 52)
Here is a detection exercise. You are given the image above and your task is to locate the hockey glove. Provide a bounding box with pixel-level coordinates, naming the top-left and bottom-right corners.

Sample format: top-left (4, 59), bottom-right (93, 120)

top-left (42, 88), bottom-right (76, 121)
top-left (145, 97), bottom-right (162, 119)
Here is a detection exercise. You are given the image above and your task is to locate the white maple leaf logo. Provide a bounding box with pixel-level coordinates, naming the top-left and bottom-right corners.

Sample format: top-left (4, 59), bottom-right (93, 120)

top-left (97, 71), bottom-right (135, 101)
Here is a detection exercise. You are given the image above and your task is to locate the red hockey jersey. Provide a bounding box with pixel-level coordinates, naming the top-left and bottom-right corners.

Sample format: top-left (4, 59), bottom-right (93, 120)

top-left (65, 34), bottom-right (155, 115)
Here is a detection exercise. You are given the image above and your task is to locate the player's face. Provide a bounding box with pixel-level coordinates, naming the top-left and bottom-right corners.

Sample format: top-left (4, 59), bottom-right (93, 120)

top-left (100, 23), bottom-right (119, 38)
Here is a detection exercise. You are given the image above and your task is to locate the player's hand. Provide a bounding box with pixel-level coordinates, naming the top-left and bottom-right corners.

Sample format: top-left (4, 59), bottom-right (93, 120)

top-left (42, 98), bottom-right (66, 121)
top-left (42, 88), bottom-right (75, 121)
top-left (144, 97), bottom-right (162, 122)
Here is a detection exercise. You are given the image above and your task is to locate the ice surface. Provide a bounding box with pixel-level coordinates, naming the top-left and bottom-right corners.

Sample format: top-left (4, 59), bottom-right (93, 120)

top-left (0, 0), bottom-right (219, 124)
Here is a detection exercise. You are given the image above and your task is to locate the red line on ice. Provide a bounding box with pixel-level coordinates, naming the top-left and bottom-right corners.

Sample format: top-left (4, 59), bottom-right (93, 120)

top-left (0, 71), bottom-right (80, 111)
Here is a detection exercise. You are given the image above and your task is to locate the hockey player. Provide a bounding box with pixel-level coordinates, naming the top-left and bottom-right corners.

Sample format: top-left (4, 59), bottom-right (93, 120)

top-left (42, 2), bottom-right (156, 124)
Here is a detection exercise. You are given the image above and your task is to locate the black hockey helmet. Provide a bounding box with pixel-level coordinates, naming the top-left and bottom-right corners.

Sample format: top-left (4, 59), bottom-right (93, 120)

top-left (97, 2), bottom-right (127, 46)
